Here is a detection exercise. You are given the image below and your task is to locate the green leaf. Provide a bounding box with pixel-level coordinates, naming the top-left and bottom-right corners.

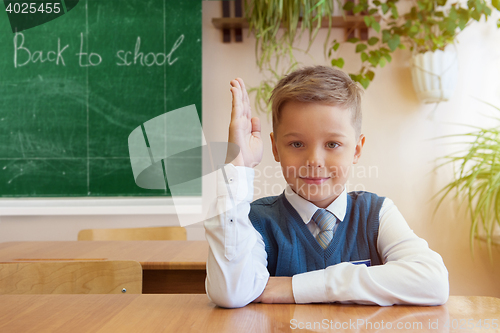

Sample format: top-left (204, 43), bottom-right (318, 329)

top-left (372, 21), bottom-right (381, 33)
top-left (476, 1), bottom-right (484, 13)
top-left (448, 7), bottom-right (457, 21)
top-left (331, 58), bottom-right (345, 68)
top-left (409, 25), bottom-right (419, 35)
top-left (353, 4), bottom-right (364, 14)
top-left (368, 55), bottom-right (380, 67)
top-left (349, 74), bottom-right (361, 82)
top-left (361, 52), bottom-right (369, 62)
top-left (333, 41), bottom-right (340, 51)
top-left (381, 3), bottom-right (389, 14)
top-left (359, 78), bottom-right (370, 89)
top-left (382, 53), bottom-right (392, 62)
top-left (387, 34), bottom-right (401, 51)
top-left (446, 20), bottom-right (457, 34)
top-left (343, 1), bottom-right (354, 11)
top-left (348, 37), bottom-right (360, 43)
top-left (366, 70), bottom-right (375, 81)
top-left (356, 43), bottom-right (368, 53)
top-left (368, 37), bottom-right (379, 46)
top-left (390, 5), bottom-right (399, 19)
top-left (379, 57), bottom-right (386, 67)
top-left (364, 16), bottom-right (372, 28)
top-left (459, 9), bottom-right (470, 24)
top-left (493, 0), bottom-right (500, 11)
top-left (497, 18), bottom-right (500, 29)
top-left (471, 10), bottom-right (481, 21)
top-left (382, 30), bottom-right (391, 43)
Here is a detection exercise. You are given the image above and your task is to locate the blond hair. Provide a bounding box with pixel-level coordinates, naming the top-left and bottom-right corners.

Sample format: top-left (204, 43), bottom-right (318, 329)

top-left (270, 65), bottom-right (363, 136)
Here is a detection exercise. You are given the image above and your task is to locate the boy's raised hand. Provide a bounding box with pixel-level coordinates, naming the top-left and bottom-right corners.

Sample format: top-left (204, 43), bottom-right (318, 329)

top-left (227, 78), bottom-right (263, 168)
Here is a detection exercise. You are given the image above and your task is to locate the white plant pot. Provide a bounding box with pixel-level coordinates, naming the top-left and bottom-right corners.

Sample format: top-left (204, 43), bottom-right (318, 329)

top-left (410, 48), bottom-right (459, 103)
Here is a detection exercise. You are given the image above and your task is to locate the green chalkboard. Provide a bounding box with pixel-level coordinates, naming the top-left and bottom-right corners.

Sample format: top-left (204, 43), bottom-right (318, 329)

top-left (0, 0), bottom-right (202, 197)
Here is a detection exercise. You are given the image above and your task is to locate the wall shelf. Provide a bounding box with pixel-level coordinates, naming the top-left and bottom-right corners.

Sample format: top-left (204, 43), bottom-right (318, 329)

top-left (212, 16), bottom-right (379, 30)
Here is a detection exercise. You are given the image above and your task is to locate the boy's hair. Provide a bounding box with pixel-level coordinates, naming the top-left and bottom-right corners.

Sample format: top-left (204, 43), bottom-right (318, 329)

top-left (270, 65), bottom-right (363, 136)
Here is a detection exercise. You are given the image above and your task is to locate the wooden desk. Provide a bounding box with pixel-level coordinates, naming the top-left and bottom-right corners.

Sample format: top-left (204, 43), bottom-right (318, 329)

top-left (0, 241), bottom-right (208, 294)
top-left (0, 295), bottom-right (497, 332)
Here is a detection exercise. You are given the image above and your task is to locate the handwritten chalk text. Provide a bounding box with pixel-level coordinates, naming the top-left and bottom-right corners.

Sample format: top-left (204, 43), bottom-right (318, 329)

top-left (12, 32), bottom-right (184, 68)
top-left (116, 35), bottom-right (184, 66)
top-left (14, 32), bottom-right (69, 67)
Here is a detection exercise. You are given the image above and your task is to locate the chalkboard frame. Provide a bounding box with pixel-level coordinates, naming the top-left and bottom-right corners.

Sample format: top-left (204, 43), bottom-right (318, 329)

top-left (0, 197), bottom-right (201, 215)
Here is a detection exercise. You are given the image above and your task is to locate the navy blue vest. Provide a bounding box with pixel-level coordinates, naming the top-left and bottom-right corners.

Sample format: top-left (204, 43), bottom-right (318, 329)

top-left (249, 191), bottom-right (385, 276)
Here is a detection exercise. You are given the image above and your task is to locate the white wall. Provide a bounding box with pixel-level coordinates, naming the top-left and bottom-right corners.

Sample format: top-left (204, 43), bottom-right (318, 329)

top-left (1, 2), bottom-right (499, 297)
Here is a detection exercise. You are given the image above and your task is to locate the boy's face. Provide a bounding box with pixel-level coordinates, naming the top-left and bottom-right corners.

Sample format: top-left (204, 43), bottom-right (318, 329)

top-left (271, 101), bottom-right (365, 208)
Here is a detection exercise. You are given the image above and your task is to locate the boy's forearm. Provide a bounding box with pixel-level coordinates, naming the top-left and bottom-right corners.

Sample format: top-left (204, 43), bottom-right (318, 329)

top-left (292, 258), bottom-right (448, 305)
top-left (253, 277), bottom-right (295, 304)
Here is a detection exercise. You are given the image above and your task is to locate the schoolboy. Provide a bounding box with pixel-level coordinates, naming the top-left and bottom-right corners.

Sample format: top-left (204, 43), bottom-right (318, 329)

top-left (204, 65), bottom-right (449, 308)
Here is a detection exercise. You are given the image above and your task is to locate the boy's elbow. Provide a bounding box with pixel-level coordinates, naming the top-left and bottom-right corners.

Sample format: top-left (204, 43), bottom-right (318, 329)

top-left (423, 263), bottom-right (449, 305)
top-left (431, 269), bottom-right (449, 305)
top-left (205, 279), bottom-right (253, 308)
top-left (207, 291), bottom-right (251, 308)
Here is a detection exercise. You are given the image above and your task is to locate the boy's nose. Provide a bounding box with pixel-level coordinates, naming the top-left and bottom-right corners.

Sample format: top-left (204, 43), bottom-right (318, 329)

top-left (306, 149), bottom-right (324, 168)
top-left (307, 159), bottom-right (323, 168)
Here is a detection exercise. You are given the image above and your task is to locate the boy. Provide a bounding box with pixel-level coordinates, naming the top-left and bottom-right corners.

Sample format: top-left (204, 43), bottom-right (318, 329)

top-left (204, 66), bottom-right (449, 308)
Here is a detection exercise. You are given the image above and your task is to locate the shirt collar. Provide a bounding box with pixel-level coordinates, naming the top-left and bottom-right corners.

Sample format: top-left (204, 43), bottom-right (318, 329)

top-left (284, 185), bottom-right (347, 225)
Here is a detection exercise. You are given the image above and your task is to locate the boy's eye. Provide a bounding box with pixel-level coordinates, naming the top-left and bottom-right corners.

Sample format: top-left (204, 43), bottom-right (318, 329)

top-left (291, 142), bottom-right (303, 148)
top-left (327, 142), bottom-right (339, 148)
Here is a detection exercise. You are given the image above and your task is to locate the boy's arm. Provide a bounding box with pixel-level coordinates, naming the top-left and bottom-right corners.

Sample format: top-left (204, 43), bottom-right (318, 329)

top-left (292, 198), bottom-right (449, 306)
top-left (205, 78), bottom-right (269, 308)
top-left (204, 164), bottom-right (270, 308)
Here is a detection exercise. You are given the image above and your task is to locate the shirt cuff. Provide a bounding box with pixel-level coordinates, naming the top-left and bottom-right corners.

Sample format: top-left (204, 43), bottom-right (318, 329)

top-left (292, 269), bottom-right (329, 303)
top-left (217, 163), bottom-right (254, 202)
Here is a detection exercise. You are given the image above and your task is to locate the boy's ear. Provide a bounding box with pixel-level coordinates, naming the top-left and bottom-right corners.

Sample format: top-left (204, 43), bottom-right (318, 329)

top-left (270, 132), bottom-right (280, 162)
top-left (353, 134), bottom-right (365, 164)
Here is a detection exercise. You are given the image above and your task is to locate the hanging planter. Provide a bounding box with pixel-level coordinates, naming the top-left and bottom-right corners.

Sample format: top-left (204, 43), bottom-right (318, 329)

top-left (410, 47), bottom-right (459, 103)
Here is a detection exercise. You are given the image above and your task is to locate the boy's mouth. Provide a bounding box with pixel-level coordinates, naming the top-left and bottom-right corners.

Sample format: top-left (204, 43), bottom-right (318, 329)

top-left (300, 177), bottom-right (329, 184)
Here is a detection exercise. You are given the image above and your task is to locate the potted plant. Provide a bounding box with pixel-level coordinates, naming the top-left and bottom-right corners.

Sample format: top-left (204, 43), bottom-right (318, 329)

top-left (329, 0), bottom-right (498, 101)
top-left (434, 104), bottom-right (500, 256)
top-left (243, 0), bottom-right (337, 113)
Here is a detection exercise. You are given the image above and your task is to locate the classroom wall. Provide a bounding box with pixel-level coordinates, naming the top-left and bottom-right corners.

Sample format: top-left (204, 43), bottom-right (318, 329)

top-left (0, 2), bottom-right (499, 297)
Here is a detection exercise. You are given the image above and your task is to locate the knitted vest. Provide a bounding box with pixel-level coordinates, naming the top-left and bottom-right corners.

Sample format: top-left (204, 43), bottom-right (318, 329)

top-left (248, 191), bottom-right (385, 276)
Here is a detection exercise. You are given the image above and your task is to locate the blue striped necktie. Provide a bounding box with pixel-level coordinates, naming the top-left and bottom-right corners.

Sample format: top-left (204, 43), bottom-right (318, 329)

top-left (312, 209), bottom-right (337, 249)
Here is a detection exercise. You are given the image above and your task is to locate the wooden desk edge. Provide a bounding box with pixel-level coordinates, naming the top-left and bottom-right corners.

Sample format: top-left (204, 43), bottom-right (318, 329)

top-left (142, 262), bottom-right (206, 270)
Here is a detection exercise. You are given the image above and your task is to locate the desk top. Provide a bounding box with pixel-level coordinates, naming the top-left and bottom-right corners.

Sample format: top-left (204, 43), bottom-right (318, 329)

top-left (0, 241), bottom-right (208, 270)
top-left (0, 295), bottom-right (497, 332)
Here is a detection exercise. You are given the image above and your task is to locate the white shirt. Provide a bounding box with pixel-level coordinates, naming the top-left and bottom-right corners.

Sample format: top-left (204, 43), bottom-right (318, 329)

top-left (204, 164), bottom-right (449, 308)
